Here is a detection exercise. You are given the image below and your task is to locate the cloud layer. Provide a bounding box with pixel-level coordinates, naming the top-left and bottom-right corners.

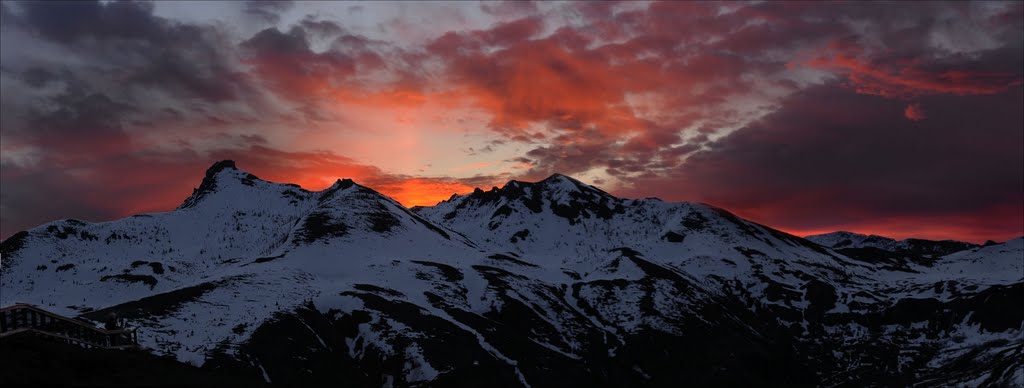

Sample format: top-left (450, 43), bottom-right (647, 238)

top-left (1, 1), bottom-right (1021, 242)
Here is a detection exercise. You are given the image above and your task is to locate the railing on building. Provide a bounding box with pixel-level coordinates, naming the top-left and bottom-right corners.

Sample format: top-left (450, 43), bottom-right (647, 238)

top-left (0, 303), bottom-right (138, 349)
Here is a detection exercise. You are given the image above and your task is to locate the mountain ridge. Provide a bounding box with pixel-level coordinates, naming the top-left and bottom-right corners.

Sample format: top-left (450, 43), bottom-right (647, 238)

top-left (1, 161), bottom-right (1020, 387)
top-left (3, 160), bottom-right (1004, 246)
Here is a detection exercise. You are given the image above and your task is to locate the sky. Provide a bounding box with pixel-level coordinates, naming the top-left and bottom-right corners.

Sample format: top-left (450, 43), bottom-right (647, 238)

top-left (0, 1), bottom-right (1022, 243)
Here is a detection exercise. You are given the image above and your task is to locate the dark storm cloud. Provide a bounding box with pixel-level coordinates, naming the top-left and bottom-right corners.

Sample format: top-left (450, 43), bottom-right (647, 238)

top-left (0, 1), bottom-right (261, 237)
top-left (14, 2), bottom-right (244, 104)
top-left (10, 0), bottom-right (249, 103)
top-left (20, 0), bottom-right (160, 43)
top-left (297, 17), bottom-right (346, 39)
top-left (243, 0), bottom-right (294, 24)
top-left (242, 27), bottom-right (315, 55)
top-left (238, 25), bottom-right (379, 103)
top-left (24, 92), bottom-right (134, 157)
top-left (622, 81), bottom-right (1024, 241)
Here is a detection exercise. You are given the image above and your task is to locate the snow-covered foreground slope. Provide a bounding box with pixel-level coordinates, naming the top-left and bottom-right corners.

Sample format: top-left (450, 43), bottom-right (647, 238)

top-left (2, 162), bottom-right (1021, 387)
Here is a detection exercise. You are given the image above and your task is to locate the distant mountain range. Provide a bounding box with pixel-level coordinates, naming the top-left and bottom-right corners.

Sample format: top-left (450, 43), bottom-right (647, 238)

top-left (806, 230), bottom-right (984, 254)
top-left (2, 161), bottom-right (1021, 387)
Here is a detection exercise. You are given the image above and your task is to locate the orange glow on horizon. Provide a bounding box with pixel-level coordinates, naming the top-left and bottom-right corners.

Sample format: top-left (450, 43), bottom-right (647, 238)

top-left (375, 179), bottom-right (478, 207)
top-left (253, 173), bottom-right (477, 208)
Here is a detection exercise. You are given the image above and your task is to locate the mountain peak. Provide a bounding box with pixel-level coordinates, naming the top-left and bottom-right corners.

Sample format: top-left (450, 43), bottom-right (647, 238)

top-left (7, 161), bottom-right (1022, 387)
top-left (327, 178), bottom-right (355, 190)
top-left (206, 160), bottom-right (237, 174)
top-left (177, 160), bottom-right (258, 209)
top-left (420, 172), bottom-right (624, 227)
top-left (541, 173), bottom-right (572, 182)
top-left (316, 178), bottom-right (358, 203)
top-left (806, 231), bottom-right (979, 256)
top-left (539, 173), bottom-right (594, 189)
top-left (806, 231), bottom-right (896, 249)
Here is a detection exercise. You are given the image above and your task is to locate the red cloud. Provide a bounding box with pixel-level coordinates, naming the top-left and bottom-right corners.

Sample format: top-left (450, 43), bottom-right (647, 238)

top-left (904, 103), bottom-right (926, 121)
top-left (438, 39), bottom-right (638, 133)
top-left (804, 51), bottom-right (1023, 98)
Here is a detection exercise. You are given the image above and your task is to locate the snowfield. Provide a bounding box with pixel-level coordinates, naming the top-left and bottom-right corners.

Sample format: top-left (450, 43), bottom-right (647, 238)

top-left (2, 161), bottom-right (1021, 387)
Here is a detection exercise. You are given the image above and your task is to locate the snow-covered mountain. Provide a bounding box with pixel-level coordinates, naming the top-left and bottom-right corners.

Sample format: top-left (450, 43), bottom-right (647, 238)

top-left (805, 231), bottom-right (985, 272)
top-left (807, 230), bottom-right (979, 255)
top-left (2, 162), bottom-right (1021, 387)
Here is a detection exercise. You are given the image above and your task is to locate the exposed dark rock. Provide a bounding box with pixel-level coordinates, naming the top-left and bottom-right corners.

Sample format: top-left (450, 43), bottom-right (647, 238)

top-left (248, 254), bottom-right (285, 265)
top-left (1, 230), bottom-right (29, 259)
top-left (46, 225), bottom-right (78, 239)
top-left (83, 277), bottom-right (242, 321)
top-left (492, 205), bottom-right (513, 219)
top-left (240, 173), bottom-right (259, 186)
top-left (487, 253), bottom-right (539, 268)
top-left (681, 211), bottom-right (709, 230)
top-left (99, 274), bottom-right (158, 289)
top-left (294, 212), bottom-right (348, 244)
top-left (410, 260), bottom-right (464, 282)
top-left (802, 280), bottom-right (837, 317)
top-left (662, 231), bottom-right (685, 242)
top-left (734, 246), bottom-right (765, 258)
top-left (367, 205), bottom-right (401, 233)
top-left (351, 284), bottom-right (405, 298)
top-left (510, 229), bottom-right (530, 243)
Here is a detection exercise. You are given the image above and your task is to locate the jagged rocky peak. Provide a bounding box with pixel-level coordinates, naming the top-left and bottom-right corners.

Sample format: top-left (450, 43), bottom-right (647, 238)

top-left (200, 160), bottom-right (258, 184)
top-left (177, 160), bottom-right (266, 209)
top-left (207, 159), bottom-right (237, 174)
top-left (464, 173), bottom-right (613, 205)
top-left (421, 173), bottom-right (627, 226)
